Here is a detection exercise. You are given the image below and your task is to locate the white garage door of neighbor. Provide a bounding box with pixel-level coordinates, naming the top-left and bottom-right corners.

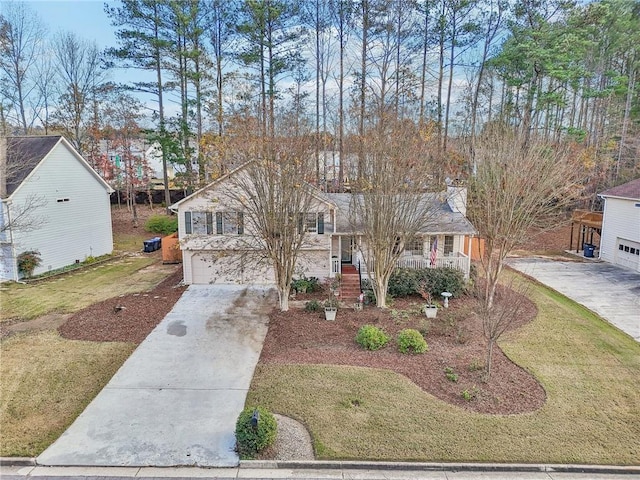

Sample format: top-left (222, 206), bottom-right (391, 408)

top-left (615, 238), bottom-right (640, 272)
top-left (190, 252), bottom-right (275, 284)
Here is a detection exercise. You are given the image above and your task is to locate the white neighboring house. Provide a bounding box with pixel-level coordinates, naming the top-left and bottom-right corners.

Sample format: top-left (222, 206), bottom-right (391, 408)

top-left (0, 136), bottom-right (114, 281)
top-left (171, 163), bottom-right (476, 286)
top-left (598, 178), bottom-right (640, 272)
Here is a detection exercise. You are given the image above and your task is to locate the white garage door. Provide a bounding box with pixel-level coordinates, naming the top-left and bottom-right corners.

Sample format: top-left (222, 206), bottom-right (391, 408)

top-left (615, 238), bottom-right (640, 272)
top-left (190, 252), bottom-right (275, 284)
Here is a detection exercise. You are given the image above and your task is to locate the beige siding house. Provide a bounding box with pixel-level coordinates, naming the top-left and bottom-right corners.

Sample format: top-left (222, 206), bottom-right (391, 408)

top-left (172, 165), bottom-right (476, 285)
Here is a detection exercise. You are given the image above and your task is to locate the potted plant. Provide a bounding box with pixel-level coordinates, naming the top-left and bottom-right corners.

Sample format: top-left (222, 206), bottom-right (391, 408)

top-left (324, 296), bottom-right (339, 321)
top-left (417, 281), bottom-right (438, 318)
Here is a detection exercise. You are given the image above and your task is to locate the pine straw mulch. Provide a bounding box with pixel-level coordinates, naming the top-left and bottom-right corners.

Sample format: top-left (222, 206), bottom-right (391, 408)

top-left (58, 268), bottom-right (186, 344)
top-left (259, 287), bottom-right (546, 415)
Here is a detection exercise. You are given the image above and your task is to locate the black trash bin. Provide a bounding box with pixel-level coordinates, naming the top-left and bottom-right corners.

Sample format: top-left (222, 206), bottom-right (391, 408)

top-left (583, 243), bottom-right (595, 258)
top-left (153, 237), bottom-right (162, 251)
top-left (143, 240), bottom-right (155, 253)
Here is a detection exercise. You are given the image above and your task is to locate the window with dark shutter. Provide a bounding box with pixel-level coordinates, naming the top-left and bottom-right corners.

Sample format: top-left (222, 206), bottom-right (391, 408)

top-left (216, 212), bottom-right (223, 234)
top-left (206, 212), bottom-right (213, 234)
top-left (238, 212), bottom-right (244, 235)
top-left (317, 213), bottom-right (324, 234)
top-left (185, 211), bottom-right (192, 234)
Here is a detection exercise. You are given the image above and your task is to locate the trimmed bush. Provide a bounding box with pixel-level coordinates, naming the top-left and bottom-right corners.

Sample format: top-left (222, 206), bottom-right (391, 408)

top-left (235, 406), bottom-right (277, 459)
top-left (397, 329), bottom-right (428, 354)
top-left (304, 299), bottom-right (322, 312)
top-left (355, 325), bottom-right (390, 351)
top-left (388, 267), bottom-right (465, 298)
top-left (145, 214), bottom-right (178, 235)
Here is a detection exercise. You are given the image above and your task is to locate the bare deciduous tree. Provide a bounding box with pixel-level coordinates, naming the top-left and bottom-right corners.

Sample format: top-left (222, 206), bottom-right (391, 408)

top-left (0, 1), bottom-right (47, 134)
top-left (474, 277), bottom-right (530, 379)
top-left (351, 120), bottom-right (439, 308)
top-left (467, 127), bottom-right (583, 311)
top-left (224, 135), bottom-right (316, 311)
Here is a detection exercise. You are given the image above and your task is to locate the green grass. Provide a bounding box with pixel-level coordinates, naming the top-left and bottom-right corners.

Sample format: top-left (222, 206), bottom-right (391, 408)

top-left (247, 279), bottom-right (640, 464)
top-left (114, 233), bottom-right (147, 253)
top-left (0, 257), bottom-right (163, 321)
top-left (0, 331), bottom-right (135, 456)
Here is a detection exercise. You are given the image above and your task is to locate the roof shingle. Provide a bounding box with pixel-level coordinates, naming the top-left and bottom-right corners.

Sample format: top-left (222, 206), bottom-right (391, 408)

top-left (599, 178), bottom-right (640, 201)
top-left (4, 136), bottom-right (62, 197)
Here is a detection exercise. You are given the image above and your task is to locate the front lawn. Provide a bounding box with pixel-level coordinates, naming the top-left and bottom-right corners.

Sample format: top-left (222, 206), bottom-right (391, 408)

top-left (0, 331), bottom-right (134, 456)
top-left (247, 277), bottom-right (640, 464)
top-left (0, 257), bottom-right (168, 321)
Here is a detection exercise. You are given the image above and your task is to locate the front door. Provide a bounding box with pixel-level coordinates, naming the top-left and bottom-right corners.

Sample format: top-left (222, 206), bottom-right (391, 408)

top-left (341, 236), bottom-right (353, 263)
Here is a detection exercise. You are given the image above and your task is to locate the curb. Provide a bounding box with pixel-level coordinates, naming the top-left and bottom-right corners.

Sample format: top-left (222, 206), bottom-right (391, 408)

top-left (240, 460), bottom-right (640, 475)
top-left (0, 458), bottom-right (36, 467)
top-left (2, 458), bottom-right (638, 475)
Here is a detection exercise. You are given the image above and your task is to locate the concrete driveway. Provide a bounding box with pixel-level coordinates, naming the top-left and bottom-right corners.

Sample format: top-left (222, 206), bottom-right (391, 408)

top-left (508, 258), bottom-right (640, 341)
top-left (37, 284), bottom-right (276, 467)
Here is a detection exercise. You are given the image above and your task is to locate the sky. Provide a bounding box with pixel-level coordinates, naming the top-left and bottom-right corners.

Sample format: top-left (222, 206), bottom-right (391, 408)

top-left (25, 0), bottom-right (117, 50)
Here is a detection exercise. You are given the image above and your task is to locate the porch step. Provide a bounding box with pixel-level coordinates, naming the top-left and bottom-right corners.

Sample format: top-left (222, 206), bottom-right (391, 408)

top-left (341, 265), bottom-right (358, 274)
top-left (340, 273), bottom-right (361, 299)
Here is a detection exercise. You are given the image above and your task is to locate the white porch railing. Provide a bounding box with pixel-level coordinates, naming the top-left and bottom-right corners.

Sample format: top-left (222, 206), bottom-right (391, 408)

top-left (396, 253), bottom-right (470, 278)
top-left (331, 258), bottom-right (340, 275)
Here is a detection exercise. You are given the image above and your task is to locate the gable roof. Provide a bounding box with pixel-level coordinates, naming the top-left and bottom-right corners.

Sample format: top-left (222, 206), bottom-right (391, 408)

top-left (4, 136), bottom-right (62, 197)
top-left (2, 135), bottom-right (113, 199)
top-left (170, 160), bottom-right (338, 211)
top-left (324, 193), bottom-right (476, 235)
top-left (599, 178), bottom-right (640, 201)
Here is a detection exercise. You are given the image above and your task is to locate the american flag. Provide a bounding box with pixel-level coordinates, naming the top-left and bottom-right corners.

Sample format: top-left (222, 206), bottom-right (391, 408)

top-left (430, 236), bottom-right (438, 267)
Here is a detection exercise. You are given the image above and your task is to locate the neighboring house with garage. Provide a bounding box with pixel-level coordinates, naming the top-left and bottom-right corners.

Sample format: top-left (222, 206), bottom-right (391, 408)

top-left (0, 136), bottom-right (114, 281)
top-left (172, 163), bottom-right (476, 285)
top-left (598, 178), bottom-right (640, 272)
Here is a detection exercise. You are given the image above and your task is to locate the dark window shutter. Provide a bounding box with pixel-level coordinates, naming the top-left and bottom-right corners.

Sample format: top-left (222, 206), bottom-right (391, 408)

top-left (237, 212), bottom-right (244, 235)
top-left (206, 212), bottom-right (213, 234)
top-left (185, 211), bottom-right (192, 234)
top-left (298, 213), bottom-right (304, 234)
top-left (216, 212), bottom-right (223, 234)
top-left (317, 212), bottom-right (324, 234)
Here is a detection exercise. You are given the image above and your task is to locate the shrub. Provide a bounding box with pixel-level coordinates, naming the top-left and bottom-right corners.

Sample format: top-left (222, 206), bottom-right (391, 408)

top-left (388, 268), bottom-right (419, 297)
top-left (388, 267), bottom-right (465, 299)
top-left (145, 214), bottom-right (178, 235)
top-left (355, 325), bottom-right (390, 351)
top-left (235, 406), bottom-right (277, 459)
top-left (292, 275), bottom-right (320, 293)
top-left (397, 329), bottom-right (428, 354)
top-left (304, 299), bottom-right (322, 312)
top-left (444, 367), bottom-right (459, 382)
top-left (461, 386), bottom-right (479, 401)
top-left (17, 250), bottom-right (42, 278)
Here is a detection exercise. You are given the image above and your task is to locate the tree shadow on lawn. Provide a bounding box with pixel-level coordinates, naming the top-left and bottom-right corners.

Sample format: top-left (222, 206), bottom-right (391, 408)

top-left (260, 289), bottom-right (545, 415)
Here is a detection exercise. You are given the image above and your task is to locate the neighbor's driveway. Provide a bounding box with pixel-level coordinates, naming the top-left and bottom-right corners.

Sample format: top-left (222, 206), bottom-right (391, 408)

top-left (507, 258), bottom-right (640, 342)
top-left (37, 284), bottom-right (275, 467)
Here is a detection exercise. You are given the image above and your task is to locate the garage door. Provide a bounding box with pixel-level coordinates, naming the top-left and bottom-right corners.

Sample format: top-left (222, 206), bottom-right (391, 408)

top-left (615, 238), bottom-right (640, 272)
top-left (190, 251), bottom-right (275, 284)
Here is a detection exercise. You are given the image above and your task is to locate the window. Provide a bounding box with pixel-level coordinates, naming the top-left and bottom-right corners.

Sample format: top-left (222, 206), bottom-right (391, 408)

top-left (298, 213), bottom-right (325, 234)
top-left (184, 211), bottom-right (214, 235)
top-left (444, 235), bottom-right (454, 255)
top-left (216, 212), bottom-right (244, 235)
top-left (404, 239), bottom-right (424, 256)
top-left (304, 213), bottom-right (317, 233)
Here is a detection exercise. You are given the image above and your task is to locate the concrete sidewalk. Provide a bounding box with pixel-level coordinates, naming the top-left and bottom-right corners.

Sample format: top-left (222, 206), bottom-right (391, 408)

top-left (36, 285), bottom-right (275, 468)
top-left (507, 258), bottom-right (640, 341)
top-left (2, 462), bottom-right (639, 479)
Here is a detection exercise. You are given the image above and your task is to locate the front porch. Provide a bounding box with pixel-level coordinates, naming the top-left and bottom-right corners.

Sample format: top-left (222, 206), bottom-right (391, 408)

top-left (329, 238), bottom-right (471, 280)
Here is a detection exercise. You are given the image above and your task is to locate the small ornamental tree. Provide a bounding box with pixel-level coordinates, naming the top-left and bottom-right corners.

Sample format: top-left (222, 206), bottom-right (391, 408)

top-left (17, 250), bottom-right (41, 278)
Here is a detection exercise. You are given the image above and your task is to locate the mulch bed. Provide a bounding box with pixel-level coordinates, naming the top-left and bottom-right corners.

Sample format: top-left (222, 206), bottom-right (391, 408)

top-left (58, 268), bottom-right (186, 344)
top-left (259, 289), bottom-right (546, 415)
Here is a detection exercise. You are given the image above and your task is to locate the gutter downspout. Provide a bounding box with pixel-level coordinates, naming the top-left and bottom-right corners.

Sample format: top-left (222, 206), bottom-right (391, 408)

top-left (4, 200), bottom-right (20, 282)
